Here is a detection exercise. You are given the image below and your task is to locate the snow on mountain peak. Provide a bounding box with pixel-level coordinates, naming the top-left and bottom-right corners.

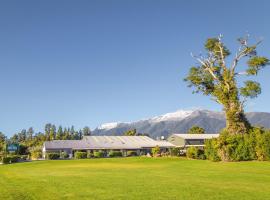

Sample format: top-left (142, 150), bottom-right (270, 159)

top-left (98, 122), bottom-right (119, 130)
top-left (150, 110), bottom-right (194, 122)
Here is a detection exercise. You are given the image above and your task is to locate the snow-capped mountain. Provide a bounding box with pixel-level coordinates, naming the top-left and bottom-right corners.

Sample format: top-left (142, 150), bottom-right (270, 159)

top-left (98, 122), bottom-right (120, 130)
top-left (150, 110), bottom-right (194, 123)
top-left (93, 109), bottom-right (270, 138)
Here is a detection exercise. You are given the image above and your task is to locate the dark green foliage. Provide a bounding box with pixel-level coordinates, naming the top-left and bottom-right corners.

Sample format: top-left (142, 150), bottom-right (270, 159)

top-left (205, 127), bottom-right (270, 161)
top-left (20, 155), bottom-right (28, 161)
top-left (124, 129), bottom-right (137, 136)
top-left (188, 126), bottom-right (205, 134)
top-left (247, 56), bottom-right (269, 75)
top-left (83, 126), bottom-right (91, 136)
top-left (93, 151), bottom-right (105, 158)
top-left (30, 146), bottom-right (42, 160)
top-left (60, 151), bottom-right (69, 159)
top-left (46, 153), bottom-right (60, 160)
top-left (151, 146), bottom-right (161, 156)
top-left (204, 139), bottom-right (221, 161)
top-left (87, 151), bottom-right (94, 158)
top-left (169, 147), bottom-right (181, 157)
top-left (186, 147), bottom-right (205, 160)
top-left (108, 151), bottom-right (123, 157)
top-left (127, 151), bottom-right (137, 157)
top-left (2, 155), bottom-right (21, 164)
top-left (74, 152), bottom-right (87, 159)
top-left (240, 81), bottom-right (261, 98)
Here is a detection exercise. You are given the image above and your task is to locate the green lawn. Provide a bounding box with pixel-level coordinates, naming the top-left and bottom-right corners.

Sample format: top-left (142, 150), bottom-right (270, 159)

top-left (0, 157), bottom-right (270, 200)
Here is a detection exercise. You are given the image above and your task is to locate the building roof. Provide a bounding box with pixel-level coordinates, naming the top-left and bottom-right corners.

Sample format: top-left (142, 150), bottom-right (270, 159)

top-left (171, 134), bottom-right (219, 140)
top-left (44, 136), bottom-right (175, 150)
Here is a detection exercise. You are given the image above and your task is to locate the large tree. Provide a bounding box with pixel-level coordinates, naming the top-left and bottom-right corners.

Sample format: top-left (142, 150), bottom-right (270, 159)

top-left (185, 35), bottom-right (269, 135)
top-left (188, 126), bottom-right (205, 134)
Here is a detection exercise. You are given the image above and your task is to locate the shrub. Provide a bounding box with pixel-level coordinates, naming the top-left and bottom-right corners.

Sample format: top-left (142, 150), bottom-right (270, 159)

top-left (186, 147), bottom-right (205, 160)
top-left (87, 151), bottom-right (94, 158)
top-left (93, 151), bottom-right (105, 158)
top-left (127, 151), bottom-right (137, 157)
top-left (2, 157), bottom-right (12, 164)
top-left (46, 153), bottom-right (60, 160)
top-left (253, 128), bottom-right (270, 161)
top-left (1, 155), bottom-right (21, 164)
top-left (60, 151), bottom-right (69, 159)
top-left (204, 127), bottom-right (270, 162)
top-left (169, 147), bottom-right (181, 157)
top-left (20, 155), bottom-right (29, 161)
top-left (108, 151), bottom-right (123, 157)
top-left (204, 139), bottom-right (221, 162)
top-left (30, 146), bottom-right (42, 160)
top-left (74, 152), bottom-right (87, 159)
top-left (151, 146), bottom-right (161, 157)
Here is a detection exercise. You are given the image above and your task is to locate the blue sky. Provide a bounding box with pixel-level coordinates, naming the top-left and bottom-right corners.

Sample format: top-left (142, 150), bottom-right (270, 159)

top-left (1, 0), bottom-right (270, 136)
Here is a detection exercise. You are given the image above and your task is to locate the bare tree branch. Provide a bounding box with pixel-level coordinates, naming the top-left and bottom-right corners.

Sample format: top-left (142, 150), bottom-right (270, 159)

top-left (191, 52), bottom-right (219, 81)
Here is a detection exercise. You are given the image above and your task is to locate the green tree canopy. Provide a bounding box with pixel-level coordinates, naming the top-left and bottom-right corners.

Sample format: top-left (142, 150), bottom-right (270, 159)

top-left (188, 126), bottom-right (205, 134)
top-left (124, 129), bottom-right (137, 136)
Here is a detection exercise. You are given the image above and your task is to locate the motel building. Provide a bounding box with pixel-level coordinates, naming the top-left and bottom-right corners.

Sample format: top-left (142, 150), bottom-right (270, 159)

top-left (42, 136), bottom-right (175, 159)
top-left (167, 134), bottom-right (220, 149)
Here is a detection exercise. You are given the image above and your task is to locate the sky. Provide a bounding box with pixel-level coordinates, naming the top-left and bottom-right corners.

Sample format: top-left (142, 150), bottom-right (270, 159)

top-left (0, 0), bottom-right (270, 136)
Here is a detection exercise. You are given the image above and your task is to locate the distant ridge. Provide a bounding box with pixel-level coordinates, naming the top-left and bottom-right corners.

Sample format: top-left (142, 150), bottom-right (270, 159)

top-left (92, 110), bottom-right (270, 138)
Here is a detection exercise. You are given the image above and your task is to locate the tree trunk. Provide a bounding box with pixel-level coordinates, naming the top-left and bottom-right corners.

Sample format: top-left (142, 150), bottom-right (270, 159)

top-left (220, 79), bottom-right (251, 135)
top-left (224, 101), bottom-right (251, 135)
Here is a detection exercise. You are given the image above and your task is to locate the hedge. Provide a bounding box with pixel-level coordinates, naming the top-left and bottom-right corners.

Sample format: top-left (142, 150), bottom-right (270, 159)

top-left (46, 153), bottom-right (60, 160)
top-left (108, 151), bottom-right (123, 157)
top-left (1, 155), bottom-right (21, 164)
top-left (60, 152), bottom-right (69, 159)
top-left (127, 151), bottom-right (137, 157)
top-left (205, 127), bottom-right (270, 162)
top-left (74, 152), bottom-right (87, 159)
top-left (186, 147), bottom-right (205, 160)
top-left (93, 151), bottom-right (105, 158)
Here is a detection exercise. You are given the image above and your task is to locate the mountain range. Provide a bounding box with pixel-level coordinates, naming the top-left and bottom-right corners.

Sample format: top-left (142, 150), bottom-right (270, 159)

top-left (92, 110), bottom-right (270, 138)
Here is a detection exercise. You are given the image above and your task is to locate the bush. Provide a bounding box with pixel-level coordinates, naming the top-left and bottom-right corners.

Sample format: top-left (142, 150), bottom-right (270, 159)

top-left (204, 139), bottom-right (221, 162)
top-left (169, 147), bottom-right (181, 157)
top-left (186, 147), bottom-right (205, 160)
top-left (2, 157), bottom-right (12, 164)
top-left (74, 152), bottom-right (87, 159)
top-left (253, 128), bottom-right (270, 161)
top-left (30, 146), bottom-right (42, 160)
top-left (151, 146), bottom-right (161, 157)
top-left (87, 151), bottom-right (94, 158)
top-left (46, 153), bottom-right (60, 160)
top-left (93, 151), bottom-right (105, 158)
top-left (127, 151), bottom-right (137, 157)
top-left (108, 151), bottom-right (122, 157)
top-left (204, 127), bottom-right (270, 162)
top-left (1, 155), bottom-right (21, 164)
top-left (60, 151), bottom-right (69, 159)
top-left (20, 155), bottom-right (29, 161)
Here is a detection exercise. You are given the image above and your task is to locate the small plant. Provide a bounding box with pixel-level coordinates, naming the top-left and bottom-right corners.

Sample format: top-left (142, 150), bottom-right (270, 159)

top-left (1, 155), bottom-right (21, 164)
top-left (186, 147), bottom-right (205, 160)
top-left (46, 153), bottom-right (60, 160)
top-left (127, 151), bottom-right (137, 157)
top-left (87, 151), bottom-right (94, 158)
top-left (169, 147), bottom-right (181, 157)
top-left (151, 146), bottom-right (161, 157)
top-left (93, 151), bottom-right (105, 158)
top-left (30, 146), bottom-right (42, 160)
top-left (108, 151), bottom-right (122, 157)
top-left (60, 151), bottom-right (69, 159)
top-left (74, 151), bottom-right (87, 159)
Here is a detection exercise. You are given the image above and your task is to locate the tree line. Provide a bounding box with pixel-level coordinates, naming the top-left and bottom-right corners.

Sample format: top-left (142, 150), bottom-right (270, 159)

top-left (0, 124), bottom-right (92, 155)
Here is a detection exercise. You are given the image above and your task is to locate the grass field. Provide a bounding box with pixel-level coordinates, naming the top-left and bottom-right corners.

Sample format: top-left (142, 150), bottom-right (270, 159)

top-left (0, 157), bottom-right (270, 200)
